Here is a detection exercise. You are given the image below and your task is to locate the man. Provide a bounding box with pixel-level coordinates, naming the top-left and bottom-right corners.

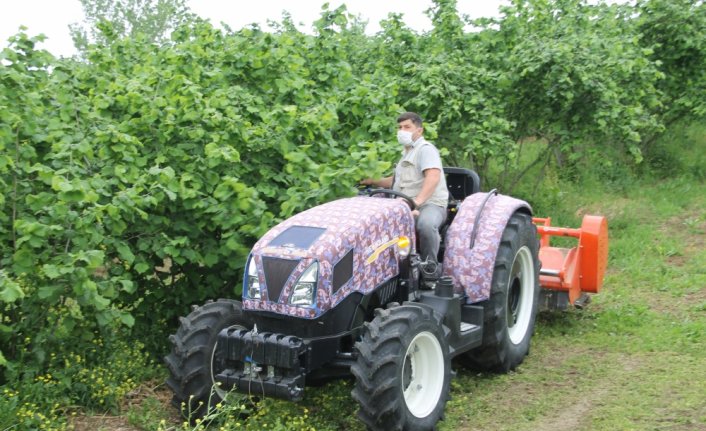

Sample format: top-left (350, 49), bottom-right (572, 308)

top-left (362, 112), bottom-right (448, 278)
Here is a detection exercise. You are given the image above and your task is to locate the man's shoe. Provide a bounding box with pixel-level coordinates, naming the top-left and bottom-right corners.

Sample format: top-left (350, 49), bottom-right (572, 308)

top-left (420, 260), bottom-right (442, 288)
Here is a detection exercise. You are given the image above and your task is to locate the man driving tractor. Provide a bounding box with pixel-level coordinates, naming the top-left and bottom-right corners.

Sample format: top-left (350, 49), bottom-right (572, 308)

top-left (361, 112), bottom-right (448, 280)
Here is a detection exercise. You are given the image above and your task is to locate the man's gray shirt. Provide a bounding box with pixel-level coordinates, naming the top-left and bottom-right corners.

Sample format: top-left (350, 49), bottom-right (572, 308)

top-left (392, 137), bottom-right (448, 208)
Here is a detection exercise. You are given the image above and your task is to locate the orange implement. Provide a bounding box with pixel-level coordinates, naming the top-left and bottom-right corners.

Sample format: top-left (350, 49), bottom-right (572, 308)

top-left (533, 215), bottom-right (609, 306)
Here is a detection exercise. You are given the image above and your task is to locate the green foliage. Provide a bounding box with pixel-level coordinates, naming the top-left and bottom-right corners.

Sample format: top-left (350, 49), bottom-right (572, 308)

top-left (632, 121), bottom-right (706, 183)
top-left (476, 0), bottom-right (665, 187)
top-left (636, 0), bottom-right (706, 125)
top-left (1, 9), bottom-right (402, 380)
top-left (0, 334), bottom-right (156, 429)
top-left (159, 381), bottom-right (360, 430)
top-left (0, 386), bottom-right (68, 431)
top-left (69, 0), bottom-right (194, 55)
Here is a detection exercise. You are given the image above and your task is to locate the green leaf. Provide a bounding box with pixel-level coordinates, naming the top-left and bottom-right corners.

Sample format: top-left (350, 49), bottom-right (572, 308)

top-left (38, 285), bottom-right (63, 300)
top-left (119, 279), bottom-right (136, 294)
top-left (51, 175), bottom-right (73, 192)
top-left (75, 250), bottom-right (105, 269)
top-left (60, 189), bottom-right (86, 202)
top-left (92, 293), bottom-right (111, 311)
top-left (119, 312), bottom-right (135, 327)
top-left (0, 272), bottom-right (24, 303)
top-left (134, 262), bottom-right (150, 274)
top-left (203, 252), bottom-right (219, 266)
top-left (43, 264), bottom-right (61, 279)
top-left (95, 310), bottom-right (112, 327)
top-left (12, 247), bottom-right (37, 272)
top-left (116, 243), bottom-right (136, 264)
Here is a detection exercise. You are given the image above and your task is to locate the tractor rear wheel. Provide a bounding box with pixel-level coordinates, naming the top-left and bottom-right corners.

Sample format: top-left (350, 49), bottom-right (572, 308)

top-left (165, 299), bottom-right (249, 421)
top-left (351, 303), bottom-right (451, 431)
top-left (464, 211), bottom-right (540, 372)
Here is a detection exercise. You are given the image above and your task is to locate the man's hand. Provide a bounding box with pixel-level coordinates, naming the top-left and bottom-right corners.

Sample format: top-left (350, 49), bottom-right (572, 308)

top-left (410, 198), bottom-right (421, 217)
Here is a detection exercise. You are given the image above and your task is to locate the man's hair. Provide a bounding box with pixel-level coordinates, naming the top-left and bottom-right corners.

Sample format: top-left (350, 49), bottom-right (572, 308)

top-left (397, 112), bottom-right (423, 127)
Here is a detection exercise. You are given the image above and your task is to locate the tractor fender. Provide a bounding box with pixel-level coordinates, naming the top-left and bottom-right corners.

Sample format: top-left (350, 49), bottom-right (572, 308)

top-left (443, 192), bottom-right (532, 303)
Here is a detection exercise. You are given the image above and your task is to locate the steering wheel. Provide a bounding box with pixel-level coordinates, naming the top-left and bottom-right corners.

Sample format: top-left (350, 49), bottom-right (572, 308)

top-left (366, 188), bottom-right (417, 210)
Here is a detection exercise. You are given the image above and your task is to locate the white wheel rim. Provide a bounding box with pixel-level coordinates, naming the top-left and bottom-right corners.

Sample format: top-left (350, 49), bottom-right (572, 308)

top-left (211, 324), bottom-right (247, 399)
top-left (507, 245), bottom-right (535, 345)
top-left (402, 331), bottom-right (445, 418)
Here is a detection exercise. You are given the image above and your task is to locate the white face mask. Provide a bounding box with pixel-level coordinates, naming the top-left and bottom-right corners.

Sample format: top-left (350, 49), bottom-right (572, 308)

top-left (397, 130), bottom-right (414, 146)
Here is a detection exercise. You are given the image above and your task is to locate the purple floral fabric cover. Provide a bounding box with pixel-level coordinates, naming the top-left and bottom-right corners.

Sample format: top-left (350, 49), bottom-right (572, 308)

top-left (443, 193), bottom-right (531, 303)
top-left (243, 197), bottom-right (415, 318)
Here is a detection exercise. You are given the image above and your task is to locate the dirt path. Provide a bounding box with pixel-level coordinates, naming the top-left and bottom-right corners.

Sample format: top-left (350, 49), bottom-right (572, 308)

top-left (526, 355), bottom-right (640, 431)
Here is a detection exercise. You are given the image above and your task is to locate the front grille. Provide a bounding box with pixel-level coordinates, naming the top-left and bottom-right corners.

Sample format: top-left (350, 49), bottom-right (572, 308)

top-left (376, 278), bottom-right (398, 304)
top-left (262, 257), bottom-right (300, 302)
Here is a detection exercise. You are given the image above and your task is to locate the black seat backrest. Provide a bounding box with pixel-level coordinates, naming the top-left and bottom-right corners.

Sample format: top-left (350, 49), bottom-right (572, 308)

top-left (444, 167), bottom-right (481, 200)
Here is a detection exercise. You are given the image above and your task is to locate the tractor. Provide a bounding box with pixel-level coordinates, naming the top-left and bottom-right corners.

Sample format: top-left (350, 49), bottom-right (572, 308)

top-left (165, 167), bottom-right (608, 430)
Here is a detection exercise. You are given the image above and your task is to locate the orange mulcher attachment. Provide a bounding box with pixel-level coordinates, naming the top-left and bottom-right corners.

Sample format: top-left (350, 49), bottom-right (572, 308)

top-left (532, 215), bottom-right (609, 310)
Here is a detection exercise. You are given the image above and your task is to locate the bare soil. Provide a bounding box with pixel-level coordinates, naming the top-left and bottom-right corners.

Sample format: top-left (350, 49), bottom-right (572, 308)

top-left (70, 381), bottom-right (180, 431)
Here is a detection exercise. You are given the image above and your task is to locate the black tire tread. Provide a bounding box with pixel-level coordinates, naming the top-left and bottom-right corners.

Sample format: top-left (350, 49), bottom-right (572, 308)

top-left (351, 303), bottom-right (450, 431)
top-left (164, 299), bottom-right (247, 420)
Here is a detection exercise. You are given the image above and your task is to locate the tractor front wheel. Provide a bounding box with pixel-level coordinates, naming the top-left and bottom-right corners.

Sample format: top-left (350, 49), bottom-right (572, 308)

top-left (464, 211), bottom-right (540, 372)
top-left (164, 299), bottom-right (249, 421)
top-left (351, 303), bottom-right (451, 431)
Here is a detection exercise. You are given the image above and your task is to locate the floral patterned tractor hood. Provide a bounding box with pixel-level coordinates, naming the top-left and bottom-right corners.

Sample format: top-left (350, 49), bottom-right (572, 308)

top-left (243, 196), bottom-right (416, 319)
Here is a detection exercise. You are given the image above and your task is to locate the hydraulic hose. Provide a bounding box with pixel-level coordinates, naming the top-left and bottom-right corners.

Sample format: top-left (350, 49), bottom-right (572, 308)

top-left (470, 189), bottom-right (498, 249)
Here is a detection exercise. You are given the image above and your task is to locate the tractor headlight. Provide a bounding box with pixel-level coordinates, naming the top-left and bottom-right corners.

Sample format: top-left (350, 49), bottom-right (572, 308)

top-left (246, 256), bottom-right (261, 300)
top-left (290, 262), bottom-right (318, 306)
top-left (397, 236), bottom-right (411, 258)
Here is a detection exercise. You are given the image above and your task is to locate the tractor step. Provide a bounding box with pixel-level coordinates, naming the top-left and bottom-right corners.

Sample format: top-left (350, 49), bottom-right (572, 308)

top-left (460, 322), bottom-right (478, 332)
top-left (449, 320), bottom-right (483, 358)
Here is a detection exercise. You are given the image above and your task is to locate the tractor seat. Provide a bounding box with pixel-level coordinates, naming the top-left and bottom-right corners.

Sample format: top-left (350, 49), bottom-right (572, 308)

top-left (444, 167), bottom-right (480, 200)
top-left (438, 168), bottom-right (481, 262)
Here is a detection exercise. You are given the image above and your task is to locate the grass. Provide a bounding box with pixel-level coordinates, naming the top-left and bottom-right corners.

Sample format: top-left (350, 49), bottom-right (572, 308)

top-left (7, 124), bottom-right (706, 430)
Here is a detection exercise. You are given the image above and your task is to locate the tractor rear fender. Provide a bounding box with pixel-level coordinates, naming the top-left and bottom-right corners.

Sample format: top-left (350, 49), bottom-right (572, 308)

top-left (443, 192), bottom-right (532, 303)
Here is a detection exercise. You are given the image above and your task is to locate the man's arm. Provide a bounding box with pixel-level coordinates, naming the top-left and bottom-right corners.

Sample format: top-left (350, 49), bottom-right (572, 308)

top-left (361, 176), bottom-right (393, 188)
top-left (413, 168), bottom-right (441, 207)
